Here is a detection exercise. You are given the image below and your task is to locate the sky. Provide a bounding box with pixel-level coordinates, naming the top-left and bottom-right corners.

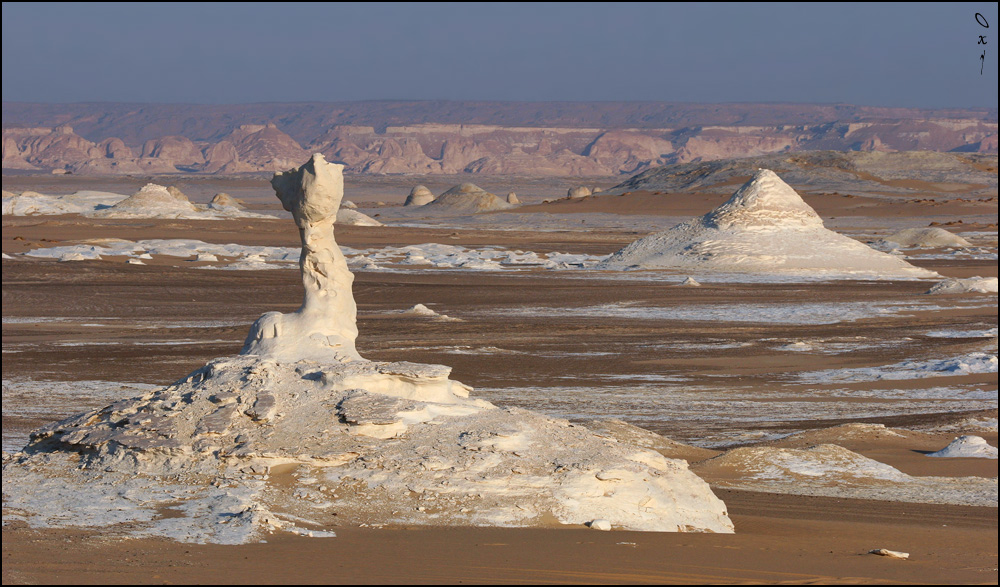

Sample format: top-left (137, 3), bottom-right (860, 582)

top-left (2, 2), bottom-right (997, 109)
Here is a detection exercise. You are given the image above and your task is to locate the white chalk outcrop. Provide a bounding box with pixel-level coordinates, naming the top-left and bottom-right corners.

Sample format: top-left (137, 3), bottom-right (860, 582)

top-left (3, 154), bottom-right (732, 543)
top-left (927, 436), bottom-right (998, 459)
top-left (598, 170), bottom-right (939, 279)
top-left (336, 208), bottom-right (383, 226)
top-left (404, 185), bottom-right (435, 206)
top-left (92, 184), bottom-right (201, 218)
top-left (2, 189), bottom-right (125, 216)
top-left (208, 192), bottom-right (245, 210)
top-left (877, 227), bottom-right (972, 249)
top-left (693, 444), bottom-right (997, 506)
top-left (506, 192), bottom-right (520, 205)
top-left (567, 186), bottom-right (592, 199)
top-left (3, 184), bottom-right (273, 220)
top-left (925, 276), bottom-right (998, 295)
top-left (423, 183), bottom-right (514, 213)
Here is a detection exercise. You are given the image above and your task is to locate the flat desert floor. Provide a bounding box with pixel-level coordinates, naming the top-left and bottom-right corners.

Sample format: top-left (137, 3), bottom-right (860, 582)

top-left (2, 174), bottom-right (997, 584)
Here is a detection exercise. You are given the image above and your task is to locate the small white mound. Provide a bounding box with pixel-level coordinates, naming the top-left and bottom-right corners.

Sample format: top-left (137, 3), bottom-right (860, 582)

top-left (677, 277), bottom-right (701, 287)
top-left (403, 303), bottom-right (439, 317)
top-left (506, 192), bottom-right (520, 205)
top-left (925, 276), bottom-right (998, 295)
top-left (126, 258), bottom-right (145, 265)
top-left (58, 252), bottom-right (97, 262)
top-left (404, 185), bottom-right (435, 206)
top-left (336, 209), bottom-right (383, 226)
top-left (880, 227), bottom-right (972, 249)
top-left (400, 303), bottom-right (462, 322)
top-left (208, 192), bottom-right (245, 209)
top-left (341, 200), bottom-right (358, 209)
top-left (598, 170), bottom-right (938, 279)
top-left (423, 183), bottom-right (514, 213)
top-left (567, 186), bottom-right (592, 199)
top-left (93, 184), bottom-right (200, 218)
top-left (927, 435), bottom-right (998, 459)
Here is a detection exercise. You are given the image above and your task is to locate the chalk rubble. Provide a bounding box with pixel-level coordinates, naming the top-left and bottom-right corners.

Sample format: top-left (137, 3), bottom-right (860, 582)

top-left (598, 170), bottom-right (939, 279)
top-left (3, 154), bottom-right (732, 543)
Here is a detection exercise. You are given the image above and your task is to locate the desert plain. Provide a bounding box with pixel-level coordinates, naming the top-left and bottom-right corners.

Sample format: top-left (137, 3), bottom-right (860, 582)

top-left (2, 158), bottom-right (997, 584)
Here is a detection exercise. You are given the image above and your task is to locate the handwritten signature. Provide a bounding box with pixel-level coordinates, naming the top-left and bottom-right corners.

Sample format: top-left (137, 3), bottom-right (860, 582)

top-left (977, 12), bottom-right (989, 75)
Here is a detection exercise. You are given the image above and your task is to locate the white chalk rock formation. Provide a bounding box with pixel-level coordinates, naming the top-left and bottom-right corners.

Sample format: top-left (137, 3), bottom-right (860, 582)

top-left (3, 154), bottom-right (732, 543)
top-left (693, 444), bottom-right (997, 506)
top-left (928, 435), bottom-right (998, 459)
top-left (507, 192), bottom-right (520, 205)
top-left (92, 183), bottom-right (201, 219)
top-left (677, 277), bottom-right (701, 287)
top-left (925, 276), bottom-right (998, 295)
top-left (423, 183), bottom-right (514, 213)
top-left (404, 185), bottom-right (436, 206)
top-left (598, 170), bottom-right (939, 279)
top-left (878, 227), bottom-right (971, 249)
top-left (341, 199), bottom-right (358, 209)
top-left (336, 208), bottom-right (383, 226)
top-left (208, 192), bottom-right (245, 210)
top-left (567, 186), bottom-right (592, 199)
top-left (3, 189), bottom-right (127, 216)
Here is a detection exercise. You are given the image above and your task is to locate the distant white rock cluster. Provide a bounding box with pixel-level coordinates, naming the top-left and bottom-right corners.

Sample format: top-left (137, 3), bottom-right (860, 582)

top-left (598, 169), bottom-right (940, 279)
top-left (3, 184), bottom-right (274, 220)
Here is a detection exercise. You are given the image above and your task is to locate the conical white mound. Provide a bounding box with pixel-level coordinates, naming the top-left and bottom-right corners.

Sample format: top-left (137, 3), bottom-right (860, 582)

top-left (3, 154), bottom-right (732, 543)
top-left (423, 183), bottom-right (514, 213)
top-left (599, 170), bottom-right (938, 278)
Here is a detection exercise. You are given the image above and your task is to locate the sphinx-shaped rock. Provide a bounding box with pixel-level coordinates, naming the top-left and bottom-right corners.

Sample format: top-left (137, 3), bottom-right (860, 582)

top-left (599, 169), bottom-right (939, 278)
top-left (3, 154), bottom-right (733, 543)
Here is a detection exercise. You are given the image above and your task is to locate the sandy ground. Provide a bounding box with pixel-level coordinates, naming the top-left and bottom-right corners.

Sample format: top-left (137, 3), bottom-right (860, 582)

top-left (3, 492), bottom-right (996, 584)
top-left (2, 175), bottom-right (997, 584)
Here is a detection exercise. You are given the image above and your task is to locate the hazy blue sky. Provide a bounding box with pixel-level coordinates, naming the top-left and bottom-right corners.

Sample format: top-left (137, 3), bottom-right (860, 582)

top-left (2, 2), bottom-right (997, 108)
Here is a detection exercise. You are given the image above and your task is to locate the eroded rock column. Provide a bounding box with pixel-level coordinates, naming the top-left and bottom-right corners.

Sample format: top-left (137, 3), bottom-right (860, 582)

top-left (242, 154), bottom-right (361, 362)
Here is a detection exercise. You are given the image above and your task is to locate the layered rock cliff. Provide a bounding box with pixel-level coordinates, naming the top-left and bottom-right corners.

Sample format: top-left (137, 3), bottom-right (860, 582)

top-left (3, 102), bottom-right (996, 176)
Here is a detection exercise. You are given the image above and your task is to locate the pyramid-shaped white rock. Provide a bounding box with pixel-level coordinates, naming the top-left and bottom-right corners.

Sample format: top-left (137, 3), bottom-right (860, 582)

top-left (599, 170), bottom-right (938, 278)
top-left (2, 154), bottom-right (732, 543)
